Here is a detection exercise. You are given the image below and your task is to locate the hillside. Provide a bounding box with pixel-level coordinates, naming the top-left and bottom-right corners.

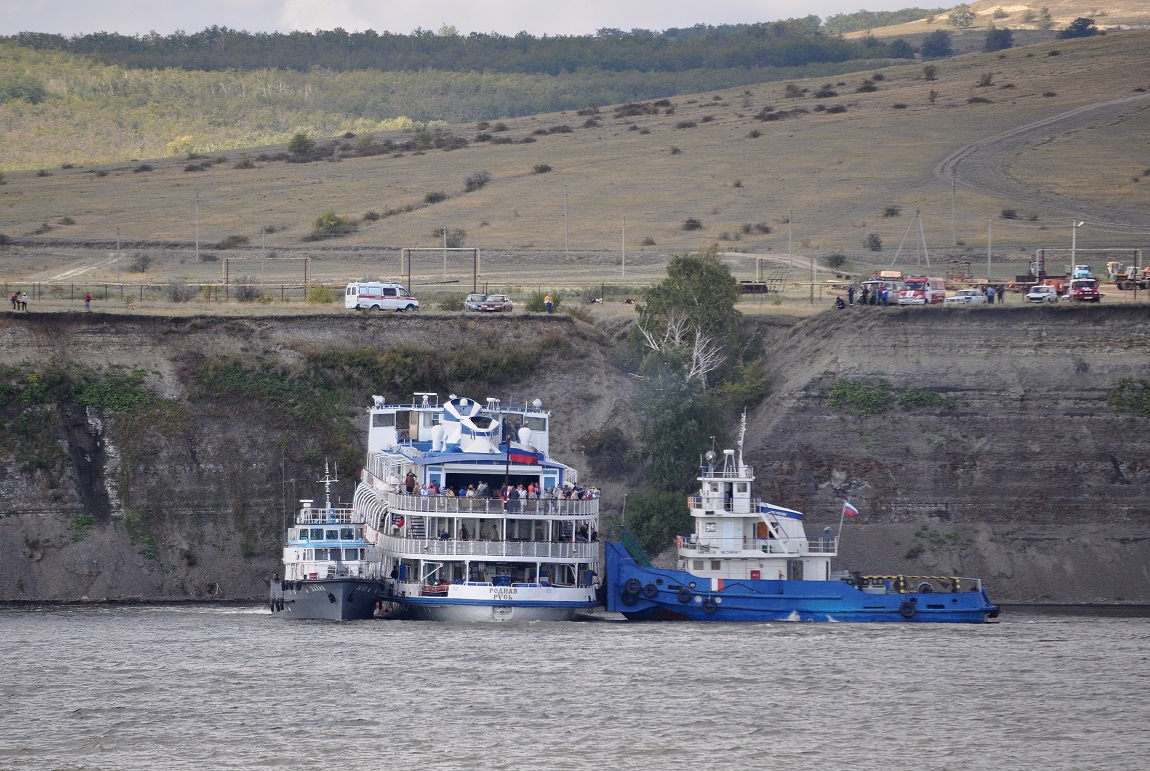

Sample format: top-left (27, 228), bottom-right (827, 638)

top-left (2, 29), bottom-right (1148, 288)
top-left (2, 306), bottom-right (1149, 604)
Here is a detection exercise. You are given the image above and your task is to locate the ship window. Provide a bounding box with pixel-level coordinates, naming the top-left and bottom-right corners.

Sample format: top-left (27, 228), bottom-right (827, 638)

top-left (305, 549), bottom-right (313, 560)
top-left (310, 528), bottom-right (323, 540)
top-left (525, 416), bottom-right (547, 432)
top-left (737, 483), bottom-right (748, 493)
top-left (356, 528), bottom-right (364, 539)
top-left (372, 412), bottom-right (395, 428)
top-left (705, 522), bottom-right (716, 532)
top-left (711, 560), bottom-right (722, 571)
top-left (292, 528), bottom-right (302, 540)
top-left (341, 528), bottom-right (354, 540)
top-left (325, 529), bottom-right (339, 540)
top-left (693, 560), bottom-right (704, 571)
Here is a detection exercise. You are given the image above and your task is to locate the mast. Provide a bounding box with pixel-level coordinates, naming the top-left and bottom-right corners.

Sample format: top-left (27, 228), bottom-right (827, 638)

top-left (319, 461), bottom-right (338, 511)
top-left (737, 408), bottom-right (747, 471)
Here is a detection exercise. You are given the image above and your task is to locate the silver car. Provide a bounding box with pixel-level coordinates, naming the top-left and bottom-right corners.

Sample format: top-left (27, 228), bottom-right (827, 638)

top-left (464, 293), bottom-right (486, 311)
top-left (1026, 285), bottom-right (1058, 303)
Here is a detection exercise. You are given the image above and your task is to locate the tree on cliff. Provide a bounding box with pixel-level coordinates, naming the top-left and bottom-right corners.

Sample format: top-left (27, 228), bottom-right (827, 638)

top-left (622, 246), bottom-right (768, 554)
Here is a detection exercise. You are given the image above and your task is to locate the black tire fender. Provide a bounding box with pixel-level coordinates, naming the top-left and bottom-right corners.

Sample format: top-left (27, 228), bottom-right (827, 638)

top-left (624, 578), bottom-right (642, 595)
top-left (899, 600), bottom-right (917, 619)
top-left (677, 588), bottom-right (692, 604)
top-left (642, 583), bottom-right (658, 600)
top-left (702, 596), bottom-right (718, 613)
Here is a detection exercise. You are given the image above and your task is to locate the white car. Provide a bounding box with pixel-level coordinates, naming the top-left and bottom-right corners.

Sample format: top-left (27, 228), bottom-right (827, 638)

top-left (464, 293), bottom-right (487, 311)
top-left (945, 288), bottom-right (989, 305)
top-left (1026, 285), bottom-right (1059, 303)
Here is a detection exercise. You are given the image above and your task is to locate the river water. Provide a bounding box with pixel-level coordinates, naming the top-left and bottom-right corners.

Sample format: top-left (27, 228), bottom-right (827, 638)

top-left (1, 605), bottom-right (1147, 770)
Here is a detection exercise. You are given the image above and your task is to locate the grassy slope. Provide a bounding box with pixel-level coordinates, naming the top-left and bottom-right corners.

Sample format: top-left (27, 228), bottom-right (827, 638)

top-left (1, 30), bottom-right (1148, 289)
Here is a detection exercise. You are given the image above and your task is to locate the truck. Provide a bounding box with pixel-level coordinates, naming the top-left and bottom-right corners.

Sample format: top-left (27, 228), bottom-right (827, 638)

top-left (897, 276), bottom-right (947, 305)
top-left (1105, 261), bottom-right (1149, 290)
top-left (344, 281), bottom-right (420, 312)
top-left (1064, 278), bottom-right (1101, 302)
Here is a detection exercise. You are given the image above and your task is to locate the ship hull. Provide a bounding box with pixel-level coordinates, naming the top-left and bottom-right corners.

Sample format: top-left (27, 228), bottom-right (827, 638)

top-left (271, 579), bottom-right (384, 621)
top-left (388, 581), bottom-right (598, 622)
top-left (606, 543), bottom-right (998, 624)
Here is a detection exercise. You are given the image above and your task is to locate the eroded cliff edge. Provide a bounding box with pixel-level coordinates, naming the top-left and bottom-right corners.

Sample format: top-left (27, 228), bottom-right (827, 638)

top-left (1, 305), bottom-right (1148, 604)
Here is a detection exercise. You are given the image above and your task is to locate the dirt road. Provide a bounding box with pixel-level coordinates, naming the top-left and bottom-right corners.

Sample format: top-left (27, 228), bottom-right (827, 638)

top-left (936, 93), bottom-right (1150, 228)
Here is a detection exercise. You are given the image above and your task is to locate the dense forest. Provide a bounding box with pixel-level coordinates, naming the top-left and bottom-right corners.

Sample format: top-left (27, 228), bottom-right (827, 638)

top-left (5, 17), bottom-right (915, 75)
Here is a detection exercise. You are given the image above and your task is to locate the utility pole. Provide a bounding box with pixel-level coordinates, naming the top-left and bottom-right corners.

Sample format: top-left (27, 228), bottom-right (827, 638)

top-left (987, 217), bottom-right (992, 281)
top-left (1071, 219), bottom-right (1084, 274)
top-left (116, 227), bottom-right (121, 285)
top-left (621, 217), bottom-right (626, 279)
top-left (195, 191), bottom-right (200, 262)
top-left (564, 185), bottom-right (569, 259)
top-left (951, 170), bottom-right (957, 246)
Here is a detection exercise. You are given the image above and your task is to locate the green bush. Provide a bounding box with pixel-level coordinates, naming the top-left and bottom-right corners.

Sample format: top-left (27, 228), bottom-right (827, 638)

top-left (165, 279), bottom-right (198, 303)
top-left (307, 285), bottom-right (336, 305)
top-left (438, 293), bottom-right (466, 311)
top-left (307, 211), bottom-right (357, 240)
top-left (828, 379), bottom-right (894, 417)
top-left (288, 131), bottom-right (316, 156)
top-left (232, 276), bottom-right (261, 303)
top-left (824, 253), bottom-right (847, 269)
top-left (525, 291), bottom-right (561, 312)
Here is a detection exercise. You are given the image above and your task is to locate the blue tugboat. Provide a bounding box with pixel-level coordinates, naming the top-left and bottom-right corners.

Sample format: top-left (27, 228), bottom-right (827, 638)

top-left (606, 415), bottom-right (999, 623)
top-left (269, 465), bottom-right (385, 620)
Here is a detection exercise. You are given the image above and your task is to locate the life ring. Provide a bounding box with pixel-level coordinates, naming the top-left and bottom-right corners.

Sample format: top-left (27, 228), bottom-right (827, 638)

top-left (899, 600), bottom-right (916, 619)
top-left (620, 591), bottom-right (639, 606)
top-left (677, 588), bottom-right (692, 604)
top-left (642, 583), bottom-right (658, 599)
top-left (624, 578), bottom-right (642, 594)
top-left (702, 596), bottom-right (718, 613)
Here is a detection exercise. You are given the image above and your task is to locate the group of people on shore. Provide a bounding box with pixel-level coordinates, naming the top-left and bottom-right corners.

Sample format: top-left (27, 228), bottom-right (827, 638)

top-left (9, 292), bottom-right (28, 311)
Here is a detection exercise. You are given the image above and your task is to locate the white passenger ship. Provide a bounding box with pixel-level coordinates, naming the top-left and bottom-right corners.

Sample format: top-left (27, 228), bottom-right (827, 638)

top-left (355, 392), bottom-right (601, 622)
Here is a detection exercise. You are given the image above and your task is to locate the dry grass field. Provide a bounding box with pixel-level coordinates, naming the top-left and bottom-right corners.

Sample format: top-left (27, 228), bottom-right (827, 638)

top-left (1, 27), bottom-right (1149, 315)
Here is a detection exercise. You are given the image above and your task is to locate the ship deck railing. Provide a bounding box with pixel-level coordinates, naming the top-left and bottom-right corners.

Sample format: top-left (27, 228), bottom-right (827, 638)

top-left (385, 490), bottom-right (599, 518)
top-left (382, 534), bottom-right (597, 560)
top-left (678, 536), bottom-right (837, 555)
top-left (697, 464), bottom-right (754, 478)
top-left (295, 507), bottom-right (363, 525)
top-left (284, 560), bottom-right (381, 581)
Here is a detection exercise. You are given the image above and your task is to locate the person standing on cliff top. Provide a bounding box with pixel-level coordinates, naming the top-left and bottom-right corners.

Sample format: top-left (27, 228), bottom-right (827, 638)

top-left (847, 285), bottom-right (855, 306)
top-left (84, 291), bottom-right (92, 312)
top-left (544, 293), bottom-right (553, 314)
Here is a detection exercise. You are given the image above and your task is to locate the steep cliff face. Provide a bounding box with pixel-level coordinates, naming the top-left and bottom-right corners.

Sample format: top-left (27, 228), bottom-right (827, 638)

top-left (749, 304), bottom-right (1150, 603)
top-left (2, 306), bottom-right (1149, 604)
top-left (0, 312), bottom-right (634, 602)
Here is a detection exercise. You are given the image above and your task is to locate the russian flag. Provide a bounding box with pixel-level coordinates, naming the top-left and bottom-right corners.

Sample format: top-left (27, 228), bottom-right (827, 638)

top-left (843, 501), bottom-right (859, 518)
top-left (508, 443), bottom-right (540, 465)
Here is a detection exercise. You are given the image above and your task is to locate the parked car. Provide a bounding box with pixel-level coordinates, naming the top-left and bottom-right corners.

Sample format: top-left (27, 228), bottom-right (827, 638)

top-left (945, 288), bottom-right (989, 305)
top-left (1026, 285), bottom-right (1059, 303)
top-left (464, 293), bottom-right (487, 311)
top-left (477, 294), bottom-right (513, 312)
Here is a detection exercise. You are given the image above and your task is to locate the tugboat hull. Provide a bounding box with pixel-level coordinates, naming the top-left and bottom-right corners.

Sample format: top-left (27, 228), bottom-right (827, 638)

top-left (606, 543), bottom-right (998, 624)
top-left (271, 579), bottom-right (384, 621)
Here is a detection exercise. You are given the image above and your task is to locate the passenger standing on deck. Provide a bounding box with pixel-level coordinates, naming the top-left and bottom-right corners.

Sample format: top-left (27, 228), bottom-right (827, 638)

top-left (405, 471), bottom-right (416, 495)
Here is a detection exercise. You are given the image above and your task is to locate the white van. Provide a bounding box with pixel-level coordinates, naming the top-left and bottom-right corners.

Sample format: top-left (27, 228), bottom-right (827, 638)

top-left (345, 282), bottom-right (420, 312)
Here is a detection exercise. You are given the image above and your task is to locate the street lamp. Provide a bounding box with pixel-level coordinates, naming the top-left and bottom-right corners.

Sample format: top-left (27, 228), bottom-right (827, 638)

top-left (1071, 220), bottom-right (1084, 274)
